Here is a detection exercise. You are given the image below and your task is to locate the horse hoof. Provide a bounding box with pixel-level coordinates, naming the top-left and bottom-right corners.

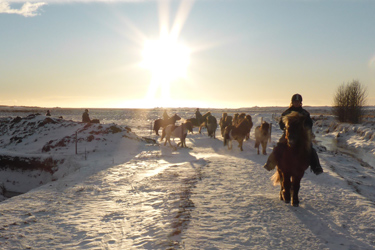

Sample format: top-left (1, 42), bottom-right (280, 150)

top-left (292, 203), bottom-right (299, 207)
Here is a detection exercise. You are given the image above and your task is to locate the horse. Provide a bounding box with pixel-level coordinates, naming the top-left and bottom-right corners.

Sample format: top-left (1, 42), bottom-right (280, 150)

top-left (160, 121), bottom-right (193, 148)
top-left (232, 113), bottom-right (239, 126)
top-left (199, 113), bottom-right (217, 138)
top-left (271, 111), bottom-right (312, 207)
top-left (254, 121), bottom-right (270, 155)
top-left (219, 113), bottom-right (233, 137)
top-left (186, 112), bottom-right (211, 133)
top-left (223, 118), bottom-right (252, 151)
top-left (153, 114), bottom-right (181, 135)
top-left (245, 115), bottom-right (253, 140)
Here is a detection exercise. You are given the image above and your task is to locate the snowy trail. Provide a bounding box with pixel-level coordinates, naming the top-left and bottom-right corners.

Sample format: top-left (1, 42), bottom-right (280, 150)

top-left (1, 118), bottom-right (375, 249)
top-left (0, 142), bottom-right (208, 249)
top-left (182, 135), bottom-right (375, 250)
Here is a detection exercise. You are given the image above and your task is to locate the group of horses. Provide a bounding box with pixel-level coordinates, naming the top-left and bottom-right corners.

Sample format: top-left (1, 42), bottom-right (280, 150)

top-left (153, 111), bottom-right (219, 148)
top-left (153, 111), bottom-right (313, 207)
top-left (153, 111), bottom-right (272, 153)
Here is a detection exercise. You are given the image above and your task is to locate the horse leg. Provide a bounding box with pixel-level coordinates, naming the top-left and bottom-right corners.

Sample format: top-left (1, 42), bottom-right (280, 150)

top-left (180, 134), bottom-right (187, 147)
top-left (154, 126), bottom-right (159, 135)
top-left (262, 141), bottom-right (267, 155)
top-left (291, 175), bottom-right (303, 207)
top-left (282, 173), bottom-right (291, 203)
top-left (168, 136), bottom-right (174, 147)
top-left (238, 139), bottom-right (243, 151)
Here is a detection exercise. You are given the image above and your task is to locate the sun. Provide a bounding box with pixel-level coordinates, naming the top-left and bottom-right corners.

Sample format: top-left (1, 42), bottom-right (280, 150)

top-left (141, 36), bottom-right (190, 81)
top-left (135, 0), bottom-right (195, 108)
top-left (140, 33), bottom-right (191, 107)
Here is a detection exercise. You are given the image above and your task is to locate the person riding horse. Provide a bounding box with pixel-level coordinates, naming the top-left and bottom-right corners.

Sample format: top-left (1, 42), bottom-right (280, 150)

top-left (163, 110), bottom-right (170, 121)
top-left (263, 94), bottom-right (323, 175)
top-left (195, 108), bottom-right (203, 124)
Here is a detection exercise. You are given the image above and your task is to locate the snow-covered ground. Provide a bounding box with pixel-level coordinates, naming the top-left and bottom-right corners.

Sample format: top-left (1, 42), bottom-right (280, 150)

top-left (0, 107), bottom-right (375, 249)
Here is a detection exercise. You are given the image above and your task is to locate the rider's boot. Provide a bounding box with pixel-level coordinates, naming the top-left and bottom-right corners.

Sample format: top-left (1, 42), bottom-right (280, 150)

top-left (310, 147), bottom-right (323, 175)
top-left (263, 151), bottom-right (277, 171)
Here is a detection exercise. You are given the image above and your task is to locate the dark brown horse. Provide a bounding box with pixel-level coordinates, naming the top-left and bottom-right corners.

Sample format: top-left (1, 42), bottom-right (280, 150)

top-left (219, 113), bottom-right (233, 137)
top-left (223, 118), bottom-right (252, 151)
top-left (245, 115), bottom-right (253, 140)
top-left (199, 113), bottom-right (217, 138)
top-left (187, 112), bottom-right (211, 133)
top-left (254, 121), bottom-right (270, 155)
top-left (271, 111), bottom-right (312, 207)
top-left (153, 114), bottom-right (181, 135)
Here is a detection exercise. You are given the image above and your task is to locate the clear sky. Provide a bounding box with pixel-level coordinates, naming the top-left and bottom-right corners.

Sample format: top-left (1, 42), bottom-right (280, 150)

top-left (1, 0), bottom-right (375, 109)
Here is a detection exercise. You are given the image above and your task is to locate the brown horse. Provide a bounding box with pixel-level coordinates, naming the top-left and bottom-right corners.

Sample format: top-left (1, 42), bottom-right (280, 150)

top-left (232, 113), bottom-right (239, 126)
top-left (219, 113), bottom-right (233, 137)
top-left (199, 113), bottom-right (217, 138)
top-left (153, 114), bottom-right (181, 135)
top-left (223, 118), bottom-right (252, 151)
top-left (186, 112), bottom-right (211, 133)
top-left (245, 115), bottom-right (253, 140)
top-left (254, 121), bottom-right (270, 155)
top-left (160, 121), bottom-right (193, 147)
top-left (271, 111), bottom-right (312, 207)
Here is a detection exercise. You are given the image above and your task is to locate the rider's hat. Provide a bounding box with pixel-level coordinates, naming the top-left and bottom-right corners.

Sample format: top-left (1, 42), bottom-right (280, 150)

top-left (291, 94), bottom-right (303, 102)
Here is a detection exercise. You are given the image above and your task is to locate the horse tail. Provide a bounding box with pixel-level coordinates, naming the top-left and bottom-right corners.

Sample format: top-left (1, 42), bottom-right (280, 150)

top-left (153, 120), bottom-right (160, 135)
top-left (271, 171), bottom-right (280, 186)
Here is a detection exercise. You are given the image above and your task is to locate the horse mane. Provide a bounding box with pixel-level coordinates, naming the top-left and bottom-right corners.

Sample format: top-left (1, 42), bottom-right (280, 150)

top-left (282, 111), bottom-right (303, 127)
top-left (225, 116), bottom-right (232, 123)
top-left (236, 118), bottom-right (251, 133)
top-left (260, 121), bottom-right (270, 133)
top-left (282, 111), bottom-right (312, 152)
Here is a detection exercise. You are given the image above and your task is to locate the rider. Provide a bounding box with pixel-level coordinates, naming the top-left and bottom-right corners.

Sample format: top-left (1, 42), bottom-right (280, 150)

top-left (263, 94), bottom-right (323, 175)
top-left (82, 109), bottom-right (91, 123)
top-left (195, 108), bottom-right (203, 124)
top-left (163, 110), bottom-right (170, 120)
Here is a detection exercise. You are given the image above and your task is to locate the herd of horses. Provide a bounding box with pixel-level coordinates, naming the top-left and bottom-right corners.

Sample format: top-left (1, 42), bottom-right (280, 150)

top-left (153, 110), bottom-right (312, 207)
top-left (153, 111), bottom-right (271, 153)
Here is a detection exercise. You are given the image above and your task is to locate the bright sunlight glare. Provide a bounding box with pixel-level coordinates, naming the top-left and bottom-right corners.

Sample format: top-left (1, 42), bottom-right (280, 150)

top-left (141, 37), bottom-right (190, 81)
top-left (140, 34), bottom-right (191, 107)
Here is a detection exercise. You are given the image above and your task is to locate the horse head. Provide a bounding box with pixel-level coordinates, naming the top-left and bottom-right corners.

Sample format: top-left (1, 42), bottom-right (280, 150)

top-left (283, 111), bottom-right (311, 149)
top-left (260, 121), bottom-right (270, 135)
top-left (245, 115), bottom-right (252, 123)
top-left (202, 112), bottom-right (211, 120)
top-left (172, 114), bottom-right (181, 121)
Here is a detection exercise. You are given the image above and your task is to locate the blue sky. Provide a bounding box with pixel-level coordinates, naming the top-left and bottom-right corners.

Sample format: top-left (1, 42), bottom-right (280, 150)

top-left (1, 0), bottom-right (375, 108)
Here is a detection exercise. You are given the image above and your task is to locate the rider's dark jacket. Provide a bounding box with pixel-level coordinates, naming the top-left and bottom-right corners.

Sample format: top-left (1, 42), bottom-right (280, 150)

top-left (279, 106), bottom-right (313, 131)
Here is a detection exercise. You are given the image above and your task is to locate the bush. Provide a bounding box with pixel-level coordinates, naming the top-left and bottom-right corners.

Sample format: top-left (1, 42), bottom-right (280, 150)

top-left (332, 80), bottom-right (367, 124)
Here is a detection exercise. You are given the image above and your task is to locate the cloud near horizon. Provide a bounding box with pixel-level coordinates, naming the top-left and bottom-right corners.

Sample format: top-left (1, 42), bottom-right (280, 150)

top-left (0, 0), bottom-right (154, 16)
top-left (0, 1), bottom-right (47, 17)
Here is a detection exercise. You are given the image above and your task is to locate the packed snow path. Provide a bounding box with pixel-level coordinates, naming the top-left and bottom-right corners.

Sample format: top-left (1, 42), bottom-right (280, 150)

top-left (1, 130), bottom-right (375, 249)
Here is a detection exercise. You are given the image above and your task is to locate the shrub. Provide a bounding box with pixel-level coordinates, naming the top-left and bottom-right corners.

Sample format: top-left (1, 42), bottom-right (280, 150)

top-left (332, 80), bottom-right (367, 124)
